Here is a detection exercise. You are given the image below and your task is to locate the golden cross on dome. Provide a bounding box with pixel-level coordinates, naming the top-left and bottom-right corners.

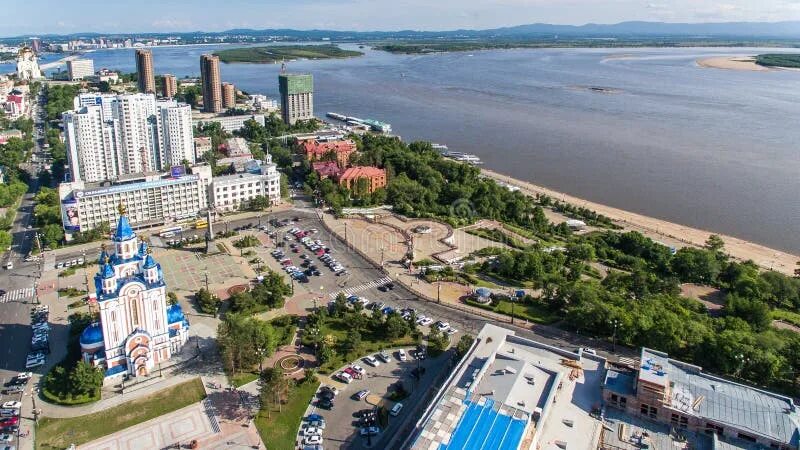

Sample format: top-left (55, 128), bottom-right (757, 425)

top-left (117, 202), bottom-right (127, 216)
top-left (104, 254), bottom-right (111, 265)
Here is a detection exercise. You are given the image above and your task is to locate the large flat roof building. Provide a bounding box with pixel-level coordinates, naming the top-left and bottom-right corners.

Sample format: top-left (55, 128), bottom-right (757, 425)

top-left (135, 49), bottom-right (155, 94)
top-left (407, 324), bottom-right (606, 450)
top-left (193, 113), bottom-right (264, 133)
top-left (603, 348), bottom-right (800, 448)
top-left (58, 165), bottom-right (212, 234)
top-left (66, 58), bottom-right (94, 80)
top-left (279, 73), bottom-right (313, 125)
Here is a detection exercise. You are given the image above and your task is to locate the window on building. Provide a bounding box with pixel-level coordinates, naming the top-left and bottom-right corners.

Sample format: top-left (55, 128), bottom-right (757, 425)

top-left (736, 433), bottom-right (756, 443)
top-left (704, 423), bottom-right (723, 435)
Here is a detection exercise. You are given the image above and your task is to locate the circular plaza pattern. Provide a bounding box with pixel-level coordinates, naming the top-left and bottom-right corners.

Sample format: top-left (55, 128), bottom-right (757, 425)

top-left (226, 284), bottom-right (249, 296)
top-left (276, 354), bottom-right (304, 375)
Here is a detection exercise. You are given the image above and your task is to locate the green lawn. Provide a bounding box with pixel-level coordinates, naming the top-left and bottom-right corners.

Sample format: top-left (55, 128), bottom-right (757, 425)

top-left (36, 378), bottom-right (206, 450)
top-left (465, 297), bottom-right (559, 324)
top-left (254, 380), bottom-right (319, 449)
top-left (231, 371), bottom-right (260, 387)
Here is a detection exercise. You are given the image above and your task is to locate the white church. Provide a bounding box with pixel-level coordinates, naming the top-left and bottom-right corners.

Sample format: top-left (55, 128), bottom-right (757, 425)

top-left (16, 47), bottom-right (43, 81)
top-left (80, 205), bottom-right (189, 383)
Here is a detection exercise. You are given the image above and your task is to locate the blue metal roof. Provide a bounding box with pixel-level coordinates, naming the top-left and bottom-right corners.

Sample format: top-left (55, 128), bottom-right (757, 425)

top-left (113, 214), bottom-right (135, 242)
top-left (167, 304), bottom-right (185, 324)
top-left (105, 365), bottom-right (126, 377)
top-left (80, 323), bottom-right (104, 346)
top-left (101, 263), bottom-right (115, 279)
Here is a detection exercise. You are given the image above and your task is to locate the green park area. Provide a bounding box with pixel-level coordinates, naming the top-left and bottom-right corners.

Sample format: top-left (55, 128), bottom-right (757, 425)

top-left (36, 378), bottom-right (206, 450)
top-left (214, 45), bottom-right (363, 64)
top-left (254, 378), bottom-right (319, 450)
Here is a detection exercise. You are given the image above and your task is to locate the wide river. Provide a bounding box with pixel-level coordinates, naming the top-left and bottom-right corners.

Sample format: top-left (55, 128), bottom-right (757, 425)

top-left (4, 44), bottom-right (800, 253)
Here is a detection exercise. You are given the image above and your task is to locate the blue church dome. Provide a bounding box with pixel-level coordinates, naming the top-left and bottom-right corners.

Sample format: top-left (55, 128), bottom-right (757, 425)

top-left (113, 211), bottom-right (135, 242)
top-left (101, 263), bottom-right (115, 279)
top-left (98, 249), bottom-right (108, 265)
top-left (143, 254), bottom-right (157, 269)
top-left (80, 323), bottom-right (104, 346)
top-left (167, 304), bottom-right (186, 324)
top-left (138, 241), bottom-right (148, 256)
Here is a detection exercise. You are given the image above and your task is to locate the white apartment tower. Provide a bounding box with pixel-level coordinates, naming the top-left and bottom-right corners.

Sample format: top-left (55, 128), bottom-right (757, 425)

top-left (157, 102), bottom-right (195, 167)
top-left (64, 93), bottom-right (194, 182)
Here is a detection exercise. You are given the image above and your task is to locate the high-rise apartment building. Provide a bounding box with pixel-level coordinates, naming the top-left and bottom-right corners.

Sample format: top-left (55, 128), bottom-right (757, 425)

top-left (135, 49), bottom-right (155, 94)
top-left (162, 74), bottom-right (177, 98)
top-left (157, 102), bottom-right (195, 167)
top-left (30, 37), bottom-right (41, 54)
top-left (67, 58), bottom-right (95, 80)
top-left (222, 82), bottom-right (236, 109)
top-left (278, 73), bottom-right (313, 125)
top-left (200, 54), bottom-right (222, 113)
top-left (63, 106), bottom-right (119, 183)
top-left (64, 93), bottom-right (194, 182)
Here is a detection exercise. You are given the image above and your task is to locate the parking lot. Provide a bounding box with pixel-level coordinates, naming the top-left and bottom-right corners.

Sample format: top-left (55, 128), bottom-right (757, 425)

top-left (298, 346), bottom-right (452, 450)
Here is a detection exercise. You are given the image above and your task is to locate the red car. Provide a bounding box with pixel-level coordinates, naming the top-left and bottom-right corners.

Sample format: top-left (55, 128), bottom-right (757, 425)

top-left (0, 417), bottom-right (19, 427)
top-left (281, 260), bottom-right (292, 266)
top-left (315, 249), bottom-right (325, 257)
top-left (343, 367), bottom-right (358, 378)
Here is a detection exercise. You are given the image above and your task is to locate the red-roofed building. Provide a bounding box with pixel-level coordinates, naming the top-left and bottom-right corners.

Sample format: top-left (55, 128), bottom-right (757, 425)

top-left (312, 161), bottom-right (342, 179)
top-left (301, 139), bottom-right (356, 169)
top-left (339, 166), bottom-right (387, 193)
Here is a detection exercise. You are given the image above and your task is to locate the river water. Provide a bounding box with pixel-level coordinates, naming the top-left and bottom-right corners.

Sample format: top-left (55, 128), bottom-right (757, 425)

top-left (3, 44), bottom-right (799, 253)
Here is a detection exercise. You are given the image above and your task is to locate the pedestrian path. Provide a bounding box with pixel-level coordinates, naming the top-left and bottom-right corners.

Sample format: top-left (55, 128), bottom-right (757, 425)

top-left (329, 276), bottom-right (392, 298)
top-left (0, 287), bottom-right (34, 303)
top-left (202, 398), bottom-right (221, 433)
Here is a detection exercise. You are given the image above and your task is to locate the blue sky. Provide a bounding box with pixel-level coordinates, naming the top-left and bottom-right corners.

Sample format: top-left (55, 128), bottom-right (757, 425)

top-left (5, 0), bottom-right (800, 36)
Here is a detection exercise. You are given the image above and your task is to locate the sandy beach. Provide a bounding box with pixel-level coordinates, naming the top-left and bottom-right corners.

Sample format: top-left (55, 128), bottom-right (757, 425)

top-left (696, 56), bottom-right (769, 71)
top-left (481, 168), bottom-right (798, 276)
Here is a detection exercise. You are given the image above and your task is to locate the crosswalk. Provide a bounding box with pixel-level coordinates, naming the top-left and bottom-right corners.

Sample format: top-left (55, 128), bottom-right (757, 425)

top-left (0, 287), bottom-right (35, 303)
top-left (202, 398), bottom-right (221, 433)
top-left (329, 276), bottom-right (392, 299)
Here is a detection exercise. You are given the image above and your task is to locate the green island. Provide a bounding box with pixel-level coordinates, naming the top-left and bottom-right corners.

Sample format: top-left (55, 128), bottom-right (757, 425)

top-left (213, 44), bottom-right (363, 63)
top-left (755, 53), bottom-right (800, 68)
top-left (375, 39), bottom-right (800, 54)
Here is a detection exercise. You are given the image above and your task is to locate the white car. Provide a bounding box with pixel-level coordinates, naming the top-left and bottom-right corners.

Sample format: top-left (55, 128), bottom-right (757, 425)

top-left (417, 317), bottom-right (434, 326)
top-left (350, 364), bottom-right (366, 375)
top-left (336, 371), bottom-right (353, 384)
top-left (436, 321), bottom-right (450, 332)
top-left (1, 402), bottom-right (21, 410)
top-left (363, 356), bottom-right (380, 367)
top-left (16, 372), bottom-right (32, 381)
top-left (303, 435), bottom-right (323, 446)
top-left (398, 349), bottom-right (407, 361)
top-left (446, 327), bottom-right (458, 335)
top-left (0, 433), bottom-right (13, 443)
top-left (302, 426), bottom-right (323, 437)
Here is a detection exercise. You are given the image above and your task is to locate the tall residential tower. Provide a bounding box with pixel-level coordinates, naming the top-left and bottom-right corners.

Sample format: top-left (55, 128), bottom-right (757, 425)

top-left (135, 49), bottom-right (156, 94)
top-left (200, 54), bottom-right (222, 113)
top-left (162, 74), bottom-right (177, 98)
top-left (279, 73), bottom-right (314, 125)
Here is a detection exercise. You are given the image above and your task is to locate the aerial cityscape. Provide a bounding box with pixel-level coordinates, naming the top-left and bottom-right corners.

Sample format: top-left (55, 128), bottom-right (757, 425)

top-left (1, 2), bottom-right (800, 450)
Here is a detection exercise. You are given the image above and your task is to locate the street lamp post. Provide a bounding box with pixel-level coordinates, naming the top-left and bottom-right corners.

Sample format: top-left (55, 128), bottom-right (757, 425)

top-left (437, 282), bottom-right (441, 304)
top-left (610, 319), bottom-right (620, 353)
top-left (509, 289), bottom-right (516, 325)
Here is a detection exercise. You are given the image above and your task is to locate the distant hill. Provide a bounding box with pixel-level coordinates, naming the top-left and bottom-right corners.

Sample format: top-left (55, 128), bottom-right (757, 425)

top-left (3, 21), bottom-right (800, 41)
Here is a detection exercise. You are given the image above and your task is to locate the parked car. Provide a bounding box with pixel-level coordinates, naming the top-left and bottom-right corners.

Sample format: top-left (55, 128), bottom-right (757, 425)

top-left (360, 426), bottom-right (380, 437)
top-left (336, 371), bottom-right (353, 384)
top-left (306, 419), bottom-right (326, 430)
top-left (303, 435), bottom-right (323, 446)
top-left (377, 350), bottom-right (391, 363)
top-left (0, 402), bottom-right (20, 411)
top-left (302, 426), bottom-right (323, 437)
top-left (417, 316), bottom-right (433, 327)
top-left (320, 385), bottom-right (338, 396)
top-left (0, 410), bottom-right (18, 418)
top-left (390, 402), bottom-right (404, 416)
top-left (435, 321), bottom-right (450, 332)
top-left (353, 390), bottom-right (370, 400)
top-left (350, 364), bottom-right (366, 375)
top-left (397, 349), bottom-right (407, 361)
top-left (317, 398), bottom-right (334, 410)
top-left (343, 367), bottom-right (358, 378)
top-left (363, 355), bottom-right (380, 367)
top-left (0, 418), bottom-right (18, 427)
top-left (305, 414), bottom-right (324, 422)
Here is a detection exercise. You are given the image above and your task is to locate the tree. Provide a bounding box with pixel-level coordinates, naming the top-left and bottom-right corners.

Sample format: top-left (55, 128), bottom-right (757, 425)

top-left (455, 335), bottom-right (475, 359)
top-left (196, 288), bottom-right (220, 314)
top-left (705, 234), bottom-right (725, 253)
top-left (341, 329), bottom-right (362, 356)
top-left (249, 195), bottom-right (270, 211)
top-left (260, 367), bottom-right (291, 416)
top-left (98, 81), bottom-right (111, 92)
top-left (167, 292), bottom-right (179, 306)
top-left (428, 327), bottom-right (449, 354)
top-left (217, 313), bottom-right (277, 376)
top-left (69, 361), bottom-right (103, 395)
top-left (385, 312), bottom-right (409, 339)
top-left (0, 231), bottom-right (11, 251)
top-left (41, 223), bottom-right (64, 247)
